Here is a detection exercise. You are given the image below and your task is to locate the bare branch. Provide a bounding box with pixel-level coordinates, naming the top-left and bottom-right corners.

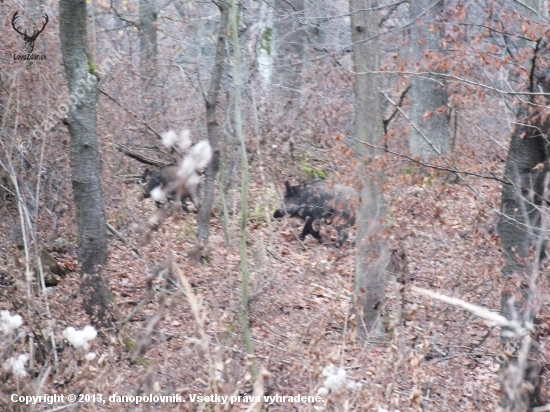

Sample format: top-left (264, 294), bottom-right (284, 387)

top-left (412, 287), bottom-right (527, 335)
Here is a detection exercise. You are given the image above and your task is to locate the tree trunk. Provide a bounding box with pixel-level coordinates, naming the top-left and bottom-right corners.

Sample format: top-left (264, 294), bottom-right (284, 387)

top-left (59, 0), bottom-right (113, 325)
top-left (139, 0), bottom-right (159, 118)
top-left (273, 0), bottom-right (305, 109)
top-left (409, 0), bottom-right (450, 158)
top-left (498, 111), bottom-right (546, 412)
top-left (230, 0), bottom-right (256, 378)
top-left (349, 0), bottom-right (388, 338)
top-left (196, 1), bottom-right (229, 255)
top-left (497, 42), bottom-right (550, 411)
top-left (257, 0), bottom-right (274, 98)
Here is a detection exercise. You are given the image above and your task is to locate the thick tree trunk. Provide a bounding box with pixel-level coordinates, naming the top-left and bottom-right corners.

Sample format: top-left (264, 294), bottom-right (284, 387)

top-left (196, 1), bottom-right (229, 255)
top-left (257, 0), bottom-right (274, 97)
top-left (409, 0), bottom-right (450, 158)
top-left (497, 42), bottom-right (550, 410)
top-left (273, 0), bottom-right (305, 109)
top-left (59, 0), bottom-right (113, 324)
top-left (499, 114), bottom-right (546, 278)
top-left (349, 0), bottom-right (388, 338)
top-left (498, 109), bottom-right (546, 411)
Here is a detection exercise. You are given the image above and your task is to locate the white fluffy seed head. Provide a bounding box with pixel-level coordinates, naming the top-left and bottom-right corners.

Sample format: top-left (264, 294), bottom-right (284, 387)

top-left (0, 310), bottom-right (23, 335)
top-left (64, 325), bottom-right (97, 350)
top-left (178, 156), bottom-right (195, 180)
top-left (189, 140), bottom-right (213, 170)
top-left (322, 364), bottom-right (347, 391)
top-left (161, 130), bottom-right (178, 148)
top-left (3, 354), bottom-right (28, 378)
top-left (186, 172), bottom-right (201, 190)
top-left (176, 140), bottom-right (213, 180)
top-left (317, 363), bottom-right (361, 395)
top-left (317, 387), bottom-right (329, 396)
top-left (150, 186), bottom-right (166, 202)
top-left (178, 129), bottom-right (192, 151)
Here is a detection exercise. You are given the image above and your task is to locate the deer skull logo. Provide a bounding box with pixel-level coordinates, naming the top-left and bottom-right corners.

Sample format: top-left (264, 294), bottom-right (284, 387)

top-left (11, 11), bottom-right (49, 54)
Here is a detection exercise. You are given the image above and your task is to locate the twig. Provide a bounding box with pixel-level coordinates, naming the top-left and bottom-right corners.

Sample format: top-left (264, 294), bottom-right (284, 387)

top-left (383, 85), bottom-right (410, 135)
top-left (120, 297), bottom-right (149, 328)
top-left (113, 143), bottom-right (167, 167)
top-left (344, 132), bottom-right (509, 185)
top-left (106, 222), bottom-right (140, 255)
top-left (98, 88), bottom-right (165, 140)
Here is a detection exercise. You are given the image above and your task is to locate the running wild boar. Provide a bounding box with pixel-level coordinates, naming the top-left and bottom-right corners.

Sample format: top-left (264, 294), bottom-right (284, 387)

top-left (273, 180), bottom-right (357, 247)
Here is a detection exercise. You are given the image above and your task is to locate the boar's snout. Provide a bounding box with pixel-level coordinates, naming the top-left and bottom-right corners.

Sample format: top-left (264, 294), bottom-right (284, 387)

top-left (142, 180), bottom-right (155, 199)
top-left (273, 209), bottom-right (285, 218)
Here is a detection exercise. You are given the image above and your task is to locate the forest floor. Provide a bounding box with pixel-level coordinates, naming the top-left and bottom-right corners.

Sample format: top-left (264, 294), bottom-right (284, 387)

top-left (2, 137), bottom-right (550, 411)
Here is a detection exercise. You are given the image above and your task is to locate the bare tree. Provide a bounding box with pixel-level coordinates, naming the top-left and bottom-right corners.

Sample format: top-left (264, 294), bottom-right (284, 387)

top-left (257, 0), bottom-right (274, 98)
top-left (196, 1), bottom-right (229, 255)
top-left (273, 0), bottom-right (305, 109)
top-left (409, 0), bottom-right (450, 158)
top-left (350, 0), bottom-right (388, 338)
top-left (497, 32), bottom-right (549, 409)
top-left (59, 0), bottom-right (113, 325)
top-left (230, 0), bottom-right (256, 378)
top-left (139, 0), bottom-right (159, 117)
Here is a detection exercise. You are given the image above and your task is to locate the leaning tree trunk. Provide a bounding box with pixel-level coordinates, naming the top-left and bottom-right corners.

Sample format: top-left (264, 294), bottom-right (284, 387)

top-left (349, 0), bottom-right (388, 338)
top-left (59, 0), bottom-right (113, 325)
top-left (409, 0), bottom-right (450, 158)
top-left (196, 1), bottom-right (229, 256)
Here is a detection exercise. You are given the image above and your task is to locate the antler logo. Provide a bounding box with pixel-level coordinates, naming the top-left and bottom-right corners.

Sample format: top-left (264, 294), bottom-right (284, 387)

top-left (11, 11), bottom-right (49, 54)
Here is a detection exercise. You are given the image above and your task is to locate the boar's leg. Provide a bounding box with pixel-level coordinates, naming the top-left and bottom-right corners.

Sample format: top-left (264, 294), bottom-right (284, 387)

top-left (311, 227), bottom-right (323, 243)
top-left (298, 220), bottom-right (310, 241)
top-left (180, 200), bottom-right (190, 213)
top-left (300, 218), bottom-right (323, 243)
top-left (189, 191), bottom-right (200, 213)
top-left (334, 225), bottom-right (349, 248)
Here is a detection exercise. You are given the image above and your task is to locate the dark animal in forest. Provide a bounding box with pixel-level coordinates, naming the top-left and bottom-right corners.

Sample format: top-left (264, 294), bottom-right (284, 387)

top-left (142, 164), bottom-right (200, 212)
top-left (273, 180), bottom-right (357, 247)
top-left (141, 140), bottom-right (212, 212)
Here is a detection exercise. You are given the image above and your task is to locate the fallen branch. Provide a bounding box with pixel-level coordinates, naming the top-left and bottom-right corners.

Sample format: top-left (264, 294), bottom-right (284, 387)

top-left (411, 286), bottom-right (526, 335)
top-left (107, 222), bottom-right (140, 255)
top-left (114, 143), bottom-right (167, 167)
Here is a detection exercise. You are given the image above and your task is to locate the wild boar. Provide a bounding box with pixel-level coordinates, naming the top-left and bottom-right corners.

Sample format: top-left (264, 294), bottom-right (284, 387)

top-left (142, 164), bottom-right (200, 212)
top-left (273, 180), bottom-right (357, 247)
top-left (141, 140), bottom-right (213, 213)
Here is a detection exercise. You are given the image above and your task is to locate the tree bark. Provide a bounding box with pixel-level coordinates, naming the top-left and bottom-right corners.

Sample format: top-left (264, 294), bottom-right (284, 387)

top-left (497, 41), bottom-right (550, 411)
top-left (349, 0), bottom-right (388, 338)
top-left (230, 0), bottom-right (256, 378)
top-left (409, 0), bottom-right (450, 158)
top-left (139, 0), bottom-right (159, 117)
top-left (59, 0), bottom-right (113, 325)
top-left (273, 0), bottom-right (305, 109)
top-left (196, 1), bottom-right (229, 254)
top-left (257, 0), bottom-right (274, 98)
top-left (498, 111), bottom-right (546, 412)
